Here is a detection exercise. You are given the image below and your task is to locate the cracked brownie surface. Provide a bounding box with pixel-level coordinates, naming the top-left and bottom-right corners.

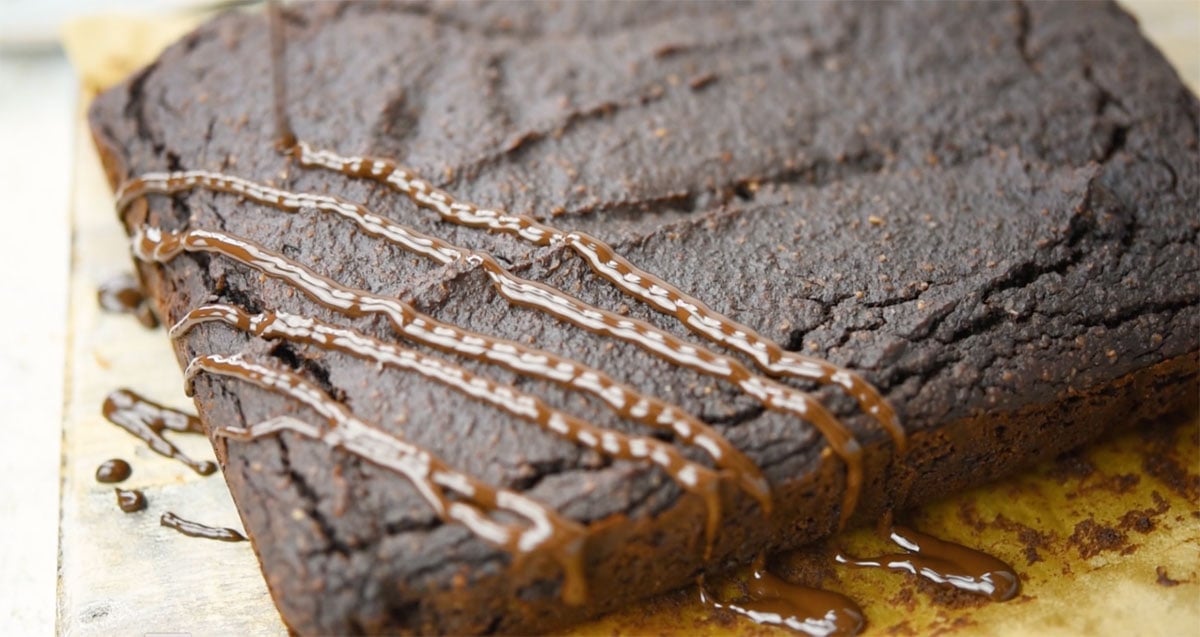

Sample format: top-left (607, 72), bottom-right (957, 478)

top-left (89, 1), bottom-right (1198, 633)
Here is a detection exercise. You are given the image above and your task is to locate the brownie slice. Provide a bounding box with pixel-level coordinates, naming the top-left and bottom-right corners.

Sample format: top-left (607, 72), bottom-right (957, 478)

top-left (89, 1), bottom-right (1198, 633)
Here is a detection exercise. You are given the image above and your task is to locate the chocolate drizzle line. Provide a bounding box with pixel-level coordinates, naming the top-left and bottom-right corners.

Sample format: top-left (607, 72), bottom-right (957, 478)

top-left (97, 272), bottom-right (158, 328)
top-left (297, 145), bottom-right (901, 524)
top-left (835, 526), bottom-right (1020, 602)
top-left (117, 170), bottom-right (868, 517)
top-left (101, 388), bottom-right (216, 475)
top-left (130, 226), bottom-right (748, 551)
top-left (115, 488), bottom-right (147, 513)
top-left (297, 144), bottom-right (905, 453)
top-left (95, 458), bottom-right (132, 483)
top-left (173, 303), bottom-right (733, 553)
top-left (161, 511), bottom-right (247, 542)
top-left (184, 353), bottom-right (588, 603)
top-left (699, 554), bottom-right (865, 637)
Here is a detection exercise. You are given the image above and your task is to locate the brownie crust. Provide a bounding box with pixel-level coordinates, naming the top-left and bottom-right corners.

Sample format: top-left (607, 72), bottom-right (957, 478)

top-left (89, 1), bottom-right (1198, 633)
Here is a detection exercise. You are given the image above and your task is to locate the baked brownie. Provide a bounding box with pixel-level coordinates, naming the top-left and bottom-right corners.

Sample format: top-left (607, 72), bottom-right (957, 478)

top-left (89, 0), bottom-right (1198, 633)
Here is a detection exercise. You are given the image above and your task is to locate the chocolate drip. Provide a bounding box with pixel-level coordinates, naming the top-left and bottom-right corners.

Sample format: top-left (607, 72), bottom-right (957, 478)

top-left (115, 488), bottom-right (147, 513)
top-left (835, 525), bottom-right (1020, 601)
top-left (117, 171), bottom-right (869, 518)
top-left (161, 511), bottom-right (247, 542)
top-left (295, 144), bottom-right (904, 452)
top-left (101, 388), bottom-right (216, 475)
top-left (97, 272), bottom-right (157, 328)
top-left (173, 303), bottom-right (732, 554)
top-left (130, 226), bottom-right (747, 548)
top-left (95, 458), bottom-right (132, 483)
top-left (185, 353), bottom-right (588, 603)
top-left (699, 555), bottom-right (864, 636)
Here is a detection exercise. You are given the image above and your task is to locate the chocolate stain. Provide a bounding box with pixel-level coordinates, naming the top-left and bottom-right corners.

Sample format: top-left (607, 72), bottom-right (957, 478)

top-left (1067, 518), bottom-right (1128, 560)
top-left (1155, 566), bottom-right (1183, 587)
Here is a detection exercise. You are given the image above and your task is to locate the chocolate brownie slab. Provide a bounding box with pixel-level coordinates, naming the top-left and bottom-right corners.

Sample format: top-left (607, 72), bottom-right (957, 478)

top-left (89, 1), bottom-right (1198, 633)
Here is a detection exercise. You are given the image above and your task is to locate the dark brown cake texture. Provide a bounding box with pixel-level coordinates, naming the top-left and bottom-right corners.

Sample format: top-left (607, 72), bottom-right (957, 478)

top-left (89, 1), bottom-right (1198, 633)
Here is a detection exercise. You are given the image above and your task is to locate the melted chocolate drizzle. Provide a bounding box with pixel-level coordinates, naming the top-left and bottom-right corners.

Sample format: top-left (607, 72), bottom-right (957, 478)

top-left (116, 169), bottom-right (905, 525)
top-left (97, 272), bottom-right (158, 328)
top-left (699, 555), bottom-right (864, 637)
top-left (101, 388), bottom-right (216, 475)
top-left (115, 488), bottom-right (147, 513)
top-left (130, 225), bottom-right (746, 551)
top-left (835, 525), bottom-right (1020, 601)
top-left (117, 172), bottom-right (873, 508)
top-left (95, 458), bottom-right (132, 483)
top-left (113, 175), bottom-right (880, 527)
top-left (161, 511), bottom-right (247, 542)
top-left (297, 145), bottom-right (899, 524)
top-left (185, 353), bottom-right (588, 602)
top-left (297, 143), bottom-right (905, 451)
top-left (174, 303), bottom-right (733, 554)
